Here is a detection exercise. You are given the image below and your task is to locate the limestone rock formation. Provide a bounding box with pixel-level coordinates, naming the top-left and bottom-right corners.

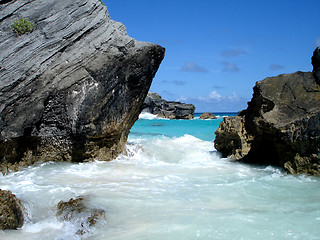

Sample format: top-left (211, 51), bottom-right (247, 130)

top-left (142, 92), bottom-right (195, 119)
top-left (214, 48), bottom-right (320, 175)
top-left (57, 197), bottom-right (105, 235)
top-left (199, 112), bottom-right (217, 120)
top-left (0, 0), bottom-right (165, 173)
top-left (0, 189), bottom-right (24, 230)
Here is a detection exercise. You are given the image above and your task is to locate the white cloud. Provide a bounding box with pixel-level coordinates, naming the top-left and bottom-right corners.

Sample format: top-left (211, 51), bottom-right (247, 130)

top-left (198, 96), bottom-right (208, 101)
top-left (227, 92), bottom-right (239, 102)
top-left (197, 90), bottom-right (223, 102)
top-left (177, 96), bottom-right (187, 102)
top-left (209, 90), bottom-right (222, 101)
top-left (182, 91), bottom-right (248, 112)
top-left (316, 37), bottom-right (320, 46)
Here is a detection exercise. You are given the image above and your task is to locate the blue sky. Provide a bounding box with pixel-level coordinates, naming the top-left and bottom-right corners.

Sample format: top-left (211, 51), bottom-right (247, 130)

top-left (104, 0), bottom-right (320, 112)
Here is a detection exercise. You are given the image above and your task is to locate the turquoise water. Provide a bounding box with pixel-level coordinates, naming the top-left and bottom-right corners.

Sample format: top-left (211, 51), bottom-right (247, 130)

top-left (130, 113), bottom-right (235, 141)
top-left (1, 112), bottom-right (320, 240)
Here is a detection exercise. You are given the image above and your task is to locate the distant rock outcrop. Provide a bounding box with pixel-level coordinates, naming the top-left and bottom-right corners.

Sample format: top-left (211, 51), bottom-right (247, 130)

top-left (142, 92), bottom-right (195, 119)
top-left (215, 48), bottom-right (320, 175)
top-left (0, 189), bottom-right (24, 230)
top-left (0, 0), bottom-right (164, 173)
top-left (199, 112), bottom-right (217, 120)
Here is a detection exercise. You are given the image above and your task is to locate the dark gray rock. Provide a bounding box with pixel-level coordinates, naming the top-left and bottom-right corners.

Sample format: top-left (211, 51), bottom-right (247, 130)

top-left (199, 112), bottom-right (217, 119)
top-left (215, 48), bottom-right (320, 175)
top-left (0, 189), bottom-right (24, 230)
top-left (56, 197), bottom-right (105, 235)
top-left (312, 46), bottom-right (320, 84)
top-left (0, 0), bottom-right (165, 173)
top-left (142, 92), bottom-right (195, 119)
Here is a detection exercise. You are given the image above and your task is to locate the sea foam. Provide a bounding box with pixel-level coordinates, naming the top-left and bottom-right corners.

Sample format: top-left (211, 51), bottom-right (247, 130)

top-left (138, 112), bottom-right (158, 120)
top-left (1, 118), bottom-right (320, 240)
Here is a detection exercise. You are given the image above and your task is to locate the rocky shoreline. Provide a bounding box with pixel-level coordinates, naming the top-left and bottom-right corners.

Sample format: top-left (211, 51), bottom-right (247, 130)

top-left (0, 0), bottom-right (318, 233)
top-left (0, 0), bottom-right (164, 230)
top-left (215, 47), bottom-right (320, 175)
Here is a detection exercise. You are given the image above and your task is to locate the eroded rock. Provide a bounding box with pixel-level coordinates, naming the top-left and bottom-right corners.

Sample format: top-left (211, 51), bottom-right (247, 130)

top-left (0, 0), bottom-right (165, 173)
top-left (0, 189), bottom-right (24, 230)
top-left (214, 48), bottom-right (320, 174)
top-left (199, 112), bottom-right (217, 120)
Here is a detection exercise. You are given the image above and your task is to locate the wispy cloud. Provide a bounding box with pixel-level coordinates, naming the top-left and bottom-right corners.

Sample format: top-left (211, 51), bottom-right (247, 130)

top-left (209, 90), bottom-right (222, 101)
top-left (213, 85), bottom-right (225, 89)
top-left (161, 80), bottom-right (169, 84)
top-left (198, 90), bottom-right (237, 102)
top-left (227, 92), bottom-right (239, 102)
top-left (222, 61), bottom-right (240, 72)
top-left (172, 80), bottom-right (186, 86)
top-left (161, 80), bottom-right (186, 86)
top-left (199, 91), bottom-right (222, 102)
top-left (269, 64), bottom-right (285, 71)
top-left (181, 61), bottom-right (208, 73)
top-left (177, 91), bottom-right (247, 112)
top-left (221, 48), bottom-right (247, 57)
top-left (176, 96), bottom-right (187, 102)
top-left (157, 90), bottom-right (175, 99)
top-left (316, 37), bottom-right (320, 46)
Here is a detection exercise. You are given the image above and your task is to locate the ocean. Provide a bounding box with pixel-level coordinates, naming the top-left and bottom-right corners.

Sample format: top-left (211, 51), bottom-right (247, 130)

top-left (1, 113), bottom-right (320, 240)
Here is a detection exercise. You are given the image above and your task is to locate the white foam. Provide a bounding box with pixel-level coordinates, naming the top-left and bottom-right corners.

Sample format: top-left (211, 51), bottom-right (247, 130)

top-left (118, 134), bottom-right (223, 170)
top-left (23, 220), bottom-right (63, 233)
top-left (1, 132), bottom-right (320, 239)
top-left (138, 112), bottom-right (158, 120)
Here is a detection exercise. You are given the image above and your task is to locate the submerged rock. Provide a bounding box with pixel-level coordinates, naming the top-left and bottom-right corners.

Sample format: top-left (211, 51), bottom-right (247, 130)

top-left (0, 0), bottom-right (165, 173)
top-left (214, 48), bottom-right (320, 175)
top-left (199, 112), bottom-right (217, 120)
top-left (56, 197), bottom-right (105, 235)
top-left (142, 92), bottom-right (195, 119)
top-left (0, 189), bottom-right (24, 230)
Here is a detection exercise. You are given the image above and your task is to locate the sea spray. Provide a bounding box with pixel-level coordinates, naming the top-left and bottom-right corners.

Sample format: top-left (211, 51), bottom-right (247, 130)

top-left (1, 115), bottom-right (320, 239)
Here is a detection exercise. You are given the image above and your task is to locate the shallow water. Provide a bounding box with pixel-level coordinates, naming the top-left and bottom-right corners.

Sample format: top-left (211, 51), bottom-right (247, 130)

top-left (1, 113), bottom-right (320, 239)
